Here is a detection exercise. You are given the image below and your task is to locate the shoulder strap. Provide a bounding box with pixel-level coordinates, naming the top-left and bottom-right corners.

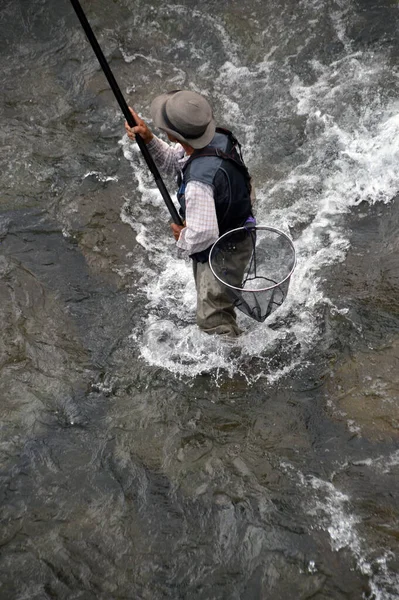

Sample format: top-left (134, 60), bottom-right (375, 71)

top-left (215, 127), bottom-right (245, 160)
top-left (183, 128), bottom-right (251, 182)
top-left (215, 126), bottom-right (240, 145)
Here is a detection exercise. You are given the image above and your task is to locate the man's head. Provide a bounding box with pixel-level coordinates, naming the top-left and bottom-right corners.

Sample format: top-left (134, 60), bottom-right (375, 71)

top-left (150, 90), bottom-right (215, 149)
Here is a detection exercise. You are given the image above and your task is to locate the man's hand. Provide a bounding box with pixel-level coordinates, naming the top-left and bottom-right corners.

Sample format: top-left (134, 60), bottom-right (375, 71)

top-left (171, 223), bottom-right (185, 241)
top-left (125, 108), bottom-right (154, 144)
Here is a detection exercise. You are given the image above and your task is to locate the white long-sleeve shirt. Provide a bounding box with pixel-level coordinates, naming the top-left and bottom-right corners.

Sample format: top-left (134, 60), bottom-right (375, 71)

top-left (146, 136), bottom-right (219, 254)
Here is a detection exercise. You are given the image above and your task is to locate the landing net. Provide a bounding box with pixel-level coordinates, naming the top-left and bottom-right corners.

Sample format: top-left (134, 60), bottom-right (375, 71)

top-left (209, 225), bottom-right (296, 322)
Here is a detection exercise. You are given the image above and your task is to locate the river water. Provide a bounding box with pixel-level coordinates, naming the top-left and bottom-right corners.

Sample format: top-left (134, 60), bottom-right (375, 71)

top-left (1, 0), bottom-right (399, 598)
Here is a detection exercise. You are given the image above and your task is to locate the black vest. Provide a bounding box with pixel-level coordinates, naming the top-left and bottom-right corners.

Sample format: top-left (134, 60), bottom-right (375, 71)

top-left (177, 128), bottom-right (252, 262)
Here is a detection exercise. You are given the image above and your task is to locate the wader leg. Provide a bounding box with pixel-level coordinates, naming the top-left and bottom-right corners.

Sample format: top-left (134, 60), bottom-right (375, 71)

top-left (192, 260), bottom-right (242, 337)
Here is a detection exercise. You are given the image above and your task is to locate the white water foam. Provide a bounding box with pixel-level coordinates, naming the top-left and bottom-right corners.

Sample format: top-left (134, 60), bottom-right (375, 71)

top-left (283, 463), bottom-right (399, 599)
top-left (83, 170), bottom-right (118, 183)
top-left (309, 476), bottom-right (399, 599)
top-left (353, 449), bottom-right (399, 475)
top-left (119, 7), bottom-right (399, 381)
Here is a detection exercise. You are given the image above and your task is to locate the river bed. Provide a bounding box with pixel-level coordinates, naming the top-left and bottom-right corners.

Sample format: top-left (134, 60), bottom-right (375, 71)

top-left (1, 0), bottom-right (399, 598)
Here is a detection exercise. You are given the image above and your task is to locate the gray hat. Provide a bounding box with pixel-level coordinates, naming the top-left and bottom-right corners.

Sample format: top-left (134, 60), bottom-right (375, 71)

top-left (150, 90), bottom-right (216, 149)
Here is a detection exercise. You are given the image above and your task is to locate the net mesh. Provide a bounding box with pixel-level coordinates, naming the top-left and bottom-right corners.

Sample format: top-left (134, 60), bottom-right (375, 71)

top-left (209, 225), bottom-right (296, 322)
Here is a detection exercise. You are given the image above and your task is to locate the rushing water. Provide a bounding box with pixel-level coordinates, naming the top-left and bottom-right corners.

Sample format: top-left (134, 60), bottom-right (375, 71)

top-left (1, 0), bottom-right (399, 598)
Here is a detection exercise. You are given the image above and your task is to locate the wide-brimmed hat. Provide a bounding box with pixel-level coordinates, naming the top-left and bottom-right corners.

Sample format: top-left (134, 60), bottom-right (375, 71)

top-left (150, 90), bottom-right (216, 149)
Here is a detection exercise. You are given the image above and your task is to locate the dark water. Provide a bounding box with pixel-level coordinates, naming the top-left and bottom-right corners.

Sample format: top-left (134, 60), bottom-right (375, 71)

top-left (1, 0), bottom-right (399, 598)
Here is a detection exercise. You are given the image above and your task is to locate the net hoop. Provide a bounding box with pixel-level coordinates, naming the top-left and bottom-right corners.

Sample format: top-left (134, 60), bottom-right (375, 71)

top-left (208, 225), bottom-right (296, 293)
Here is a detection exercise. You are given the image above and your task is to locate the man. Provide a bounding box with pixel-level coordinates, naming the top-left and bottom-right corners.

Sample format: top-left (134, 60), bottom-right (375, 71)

top-left (125, 89), bottom-right (254, 337)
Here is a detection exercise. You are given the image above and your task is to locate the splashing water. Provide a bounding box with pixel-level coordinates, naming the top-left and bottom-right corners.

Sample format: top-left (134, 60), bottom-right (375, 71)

top-left (119, 6), bottom-right (399, 381)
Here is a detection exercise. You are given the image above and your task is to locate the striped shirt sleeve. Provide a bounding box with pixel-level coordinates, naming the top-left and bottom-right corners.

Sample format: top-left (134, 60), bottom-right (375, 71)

top-left (146, 136), bottom-right (219, 255)
top-left (146, 136), bottom-right (184, 177)
top-left (176, 181), bottom-right (219, 255)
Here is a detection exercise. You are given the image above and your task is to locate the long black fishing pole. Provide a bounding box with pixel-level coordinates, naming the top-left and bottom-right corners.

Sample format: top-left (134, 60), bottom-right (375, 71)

top-left (69, 0), bottom-right (183, 226)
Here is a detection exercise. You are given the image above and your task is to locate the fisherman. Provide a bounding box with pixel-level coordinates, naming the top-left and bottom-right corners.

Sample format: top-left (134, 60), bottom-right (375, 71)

top-left (125, 90), bottom-right (254, 337)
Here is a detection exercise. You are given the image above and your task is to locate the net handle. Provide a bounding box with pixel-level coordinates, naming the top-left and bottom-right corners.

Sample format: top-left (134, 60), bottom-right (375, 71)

top-left (208, 225), bottom-right (297, 293)
top-left (69, 0), bottom-right (184, 226)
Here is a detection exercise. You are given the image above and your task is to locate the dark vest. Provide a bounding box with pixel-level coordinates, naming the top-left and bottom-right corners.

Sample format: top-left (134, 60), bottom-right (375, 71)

top-left (177, 128), bottom-right (252, 262)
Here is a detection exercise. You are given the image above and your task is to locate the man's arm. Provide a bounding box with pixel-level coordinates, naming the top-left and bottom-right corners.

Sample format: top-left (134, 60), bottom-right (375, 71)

top-left (146, 136), bottom-right (184, 177)
top-left (176, 181), bottom-right (219, 255)
top-left (125, 107), bottom-right (183, 177)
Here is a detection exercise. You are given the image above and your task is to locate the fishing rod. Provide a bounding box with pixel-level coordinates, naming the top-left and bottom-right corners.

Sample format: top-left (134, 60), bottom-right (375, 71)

top-left (69, 0), bottom-right (183, 226)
